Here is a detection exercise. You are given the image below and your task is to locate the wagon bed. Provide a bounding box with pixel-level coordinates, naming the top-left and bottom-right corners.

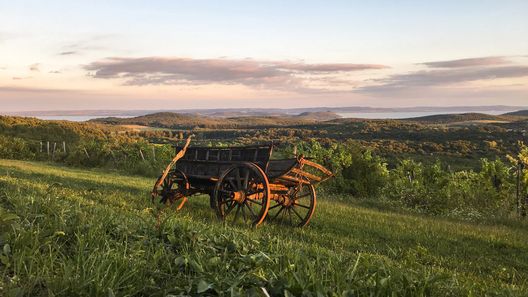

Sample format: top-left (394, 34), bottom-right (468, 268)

top-left (152, 139), bottom-right (333, 227)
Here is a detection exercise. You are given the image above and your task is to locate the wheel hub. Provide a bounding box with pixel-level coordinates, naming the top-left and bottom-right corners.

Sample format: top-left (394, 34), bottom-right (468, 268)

top-left (278, 194), bottom-right (293, 207)
top-left (231, 190), bottom-right (246, 204)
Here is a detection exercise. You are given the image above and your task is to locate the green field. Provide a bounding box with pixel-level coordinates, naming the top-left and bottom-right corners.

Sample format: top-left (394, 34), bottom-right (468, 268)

top-left (1, 159), bottom-right (527, 296)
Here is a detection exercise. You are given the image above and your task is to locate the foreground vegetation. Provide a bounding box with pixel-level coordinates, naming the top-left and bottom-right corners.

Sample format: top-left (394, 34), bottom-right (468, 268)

top-left (1, 159), bottom-right (527, 296)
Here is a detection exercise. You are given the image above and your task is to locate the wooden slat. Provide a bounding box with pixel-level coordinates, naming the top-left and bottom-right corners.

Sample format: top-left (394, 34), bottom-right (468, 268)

top-left (300, 158), bottom-right (333, 176)
top-left (276, 174), bottom-right (310, 184)
top-left (290, 167), bottom-right (322, 182)
top-left (269, 183), bottom-right (289, 192)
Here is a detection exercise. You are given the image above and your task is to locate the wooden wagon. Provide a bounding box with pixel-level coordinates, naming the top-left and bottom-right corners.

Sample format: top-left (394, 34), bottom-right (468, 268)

top-left (151, 138), bottom-right (333, 227)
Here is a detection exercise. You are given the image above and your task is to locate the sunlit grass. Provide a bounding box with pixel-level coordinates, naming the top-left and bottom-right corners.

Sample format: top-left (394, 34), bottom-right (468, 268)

top-left (1, 159), bottom-right (527, 296)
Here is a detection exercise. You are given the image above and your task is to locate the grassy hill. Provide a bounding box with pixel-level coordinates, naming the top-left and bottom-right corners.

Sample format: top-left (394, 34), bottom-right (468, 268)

top-left (1, 159), bottom-right (527, 296)
top-left (90, 111), bottom-right (341, 129)
top-left (0, 115), bottom-right (111, 142)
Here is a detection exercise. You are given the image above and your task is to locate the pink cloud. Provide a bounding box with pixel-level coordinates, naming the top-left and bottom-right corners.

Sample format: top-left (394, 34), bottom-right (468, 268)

top-left (421, 56), bottom-right (511, 68)
top-left (84, 57), bottom-right (387, 92)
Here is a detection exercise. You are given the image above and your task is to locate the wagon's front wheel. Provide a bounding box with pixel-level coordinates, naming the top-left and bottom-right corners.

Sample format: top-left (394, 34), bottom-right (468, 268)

top-left (152, 169), bottom-right (189, 205)
top-left (214, 162), bottom-right (270, 227)
top-left (268, 184), bottom-right (316, 227)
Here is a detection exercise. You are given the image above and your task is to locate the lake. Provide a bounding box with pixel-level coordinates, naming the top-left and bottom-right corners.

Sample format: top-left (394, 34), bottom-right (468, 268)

top-left (34, 115), bottom-right (134, 121)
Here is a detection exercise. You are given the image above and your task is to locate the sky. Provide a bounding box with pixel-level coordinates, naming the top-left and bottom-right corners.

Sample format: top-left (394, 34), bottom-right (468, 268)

top-left (1, 0), bottom-right (527, 111)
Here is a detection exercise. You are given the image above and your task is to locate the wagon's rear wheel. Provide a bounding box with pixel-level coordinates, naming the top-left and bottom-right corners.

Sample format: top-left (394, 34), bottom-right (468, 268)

top-left (214, 162), bottom-right (270, 227)
top-left (268, 183), bottom-right (316, 227)
top-left (151, 169), bottom-right (189, 205)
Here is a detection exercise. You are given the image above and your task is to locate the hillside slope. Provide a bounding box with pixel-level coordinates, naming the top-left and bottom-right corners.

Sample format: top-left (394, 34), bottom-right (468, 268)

top-left (0, 160), bottom-right (527, 296)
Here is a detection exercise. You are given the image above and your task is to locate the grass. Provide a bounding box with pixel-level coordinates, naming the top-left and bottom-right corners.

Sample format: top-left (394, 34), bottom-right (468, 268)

top-left (0, 159), bottom-right (527, 296)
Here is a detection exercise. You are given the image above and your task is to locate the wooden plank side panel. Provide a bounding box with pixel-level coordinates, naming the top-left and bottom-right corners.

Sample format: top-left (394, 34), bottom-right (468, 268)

top-left (267, 159), bottom-right (298, 178)
top-left (175, 145), bottom-right (272, 163)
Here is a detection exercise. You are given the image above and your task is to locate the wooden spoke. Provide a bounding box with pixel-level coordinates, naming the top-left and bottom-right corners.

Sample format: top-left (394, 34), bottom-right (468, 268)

top-left (294, 203), bottom-right (310, 209)
top-left (268, 203), bottom-right (282, 210)
top-left (294, 193), bottom-right (311, 200)
top-left (246, 197), bottom-right (263, 205)
top-left (228, 179), bottom-right (237, 191)
top-left (243, 169), bottom-right (250, 190)
top-left (233, 205), bottom-right (241, 222)
top-left (245, 202), bottom-right (257, 218)
top-left (235, 168), bottom-right (242, 189)
top-left (271, 206), bottom-right (285, 220)
top-left (241, 204), bottom-right (247, 222)
top-left (291, 207), bottom-right (304, 221)
top-left (220, 198), bottom-right (234, 204)
top-left (225, 203), bottom-right (236, 216)
top-left (248, 188), bottom-right (265, 195)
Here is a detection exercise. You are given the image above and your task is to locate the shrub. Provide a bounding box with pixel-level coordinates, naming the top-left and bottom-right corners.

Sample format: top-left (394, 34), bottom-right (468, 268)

top-left (0, 135), bottom-right (36, 160)
top-left (294, 140), bottom-right (388, 197)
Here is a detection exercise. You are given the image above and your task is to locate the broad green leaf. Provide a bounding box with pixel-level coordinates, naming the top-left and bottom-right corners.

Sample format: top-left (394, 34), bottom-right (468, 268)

top-left (197, 279), bottom-right (212, 293)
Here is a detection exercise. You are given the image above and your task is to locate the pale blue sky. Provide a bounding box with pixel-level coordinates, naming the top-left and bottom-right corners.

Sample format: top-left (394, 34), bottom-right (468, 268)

top-left (1, 1), bottom-right (527, 111)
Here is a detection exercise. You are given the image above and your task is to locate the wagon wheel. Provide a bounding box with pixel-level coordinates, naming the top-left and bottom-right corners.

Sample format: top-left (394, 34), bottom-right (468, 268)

top-left (152, 169), bottom-right (189, 205)
top-left (214, 162), bottom-right (270, 227)
top-left (268, 183), bottom-right (316, 227)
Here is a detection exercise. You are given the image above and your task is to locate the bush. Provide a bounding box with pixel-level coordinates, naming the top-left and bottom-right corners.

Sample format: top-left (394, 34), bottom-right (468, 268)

top-left (294, 140), bottom-right (388, 197)
top-left (383, 158), bottom-right (515, 217)
top-left (0, 135), bottom-right (36, 160)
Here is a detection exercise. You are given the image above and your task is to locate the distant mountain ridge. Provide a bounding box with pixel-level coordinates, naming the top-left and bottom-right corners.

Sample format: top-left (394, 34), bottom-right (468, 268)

top-left (90, 111), bottom-right (341, 129)
top-left (503, 110), bottom-right (528, 116)
top-left (403, 113), bottom-right (509, 124)
top-left (6, 105), bottom-right (526, 117)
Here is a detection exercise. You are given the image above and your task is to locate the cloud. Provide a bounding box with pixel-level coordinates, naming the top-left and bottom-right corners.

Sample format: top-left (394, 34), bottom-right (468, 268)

top-left (358, 65), bottom-right (528, 93)
top-left (12, 76), bottom-right (32, 80)
top-left (84, 56), bottom-right (387, 92)
top-left (29, 63), bottom-right (40, 72)
top-left (49, 70), bottom-right (61, 74)
top-left (59, 51), bottom-right (77, 55)
top-left (421, 56), bottom-right (511, 68)
top-left (59, 34), bottom-right (120, 56)
top-left (275, 62), bottom-right (387, 72)
top-left (0, 86), bottom-right (74, 93)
